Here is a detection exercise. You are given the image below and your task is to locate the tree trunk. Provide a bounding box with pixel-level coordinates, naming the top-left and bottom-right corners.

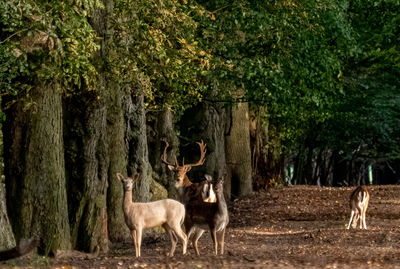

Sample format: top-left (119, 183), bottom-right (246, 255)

top-left (225, 102), bottom-right (252, 198)
top-left (0, 183), bottom-right (15, 250)
top-left (106, 83), bottom-right (129, 241)
top-left (178, 102), bottom-right (227, 191)
top-left (3, 84), bottom-right (71, 255)
top-left (148, 109), bottom-right (179, 198)
top-left (101, 0), bottom-right (130, 242)
top-left (123, 91), bottom-right (151, 202)
top-left (64, 90), bottom-right (109, 253)
top-left (64, 3), bottom-right (112, 251)
top-left (250, 110), bottom-right (285, 190)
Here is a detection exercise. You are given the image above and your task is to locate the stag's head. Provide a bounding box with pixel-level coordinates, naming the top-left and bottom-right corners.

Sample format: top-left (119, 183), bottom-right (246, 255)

top-left (161, 140), bottom-right (207, 188)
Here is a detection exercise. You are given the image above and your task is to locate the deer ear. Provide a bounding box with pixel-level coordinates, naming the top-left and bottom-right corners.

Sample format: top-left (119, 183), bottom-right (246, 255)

top-left (133, 174), bottom-right (140, 180)
top-left (116, 173), bottom-right (124, 181)
top-left (185, 166), bottom-right (192, 172)
top-left (167, 165), bottom-right (175, 171)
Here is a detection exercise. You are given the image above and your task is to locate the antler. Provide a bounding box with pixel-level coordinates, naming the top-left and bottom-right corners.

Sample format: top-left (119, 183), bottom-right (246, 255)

top-left (184, 140), bottom-right (207, 168)
top-left (161, 140), bottom-right (207, 168)
top-left (161, 140), bottom-right (178, 167)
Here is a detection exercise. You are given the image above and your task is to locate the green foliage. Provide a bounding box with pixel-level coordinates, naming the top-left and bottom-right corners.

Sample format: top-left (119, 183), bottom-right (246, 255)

top-left (194, 0), bottom-right (356, 146)
top-left (0, 0), bottom-right (398, 164)
top-left (0, 0), bottom-right (99, 99)
top-left (112, 0), bottom-right (209, 114)
top-left (194, 0), bottom-right (399, 164)
top-left (319, 0), bottom-right (400, 161)
top-left (299, 0), bottom-right (400, 162)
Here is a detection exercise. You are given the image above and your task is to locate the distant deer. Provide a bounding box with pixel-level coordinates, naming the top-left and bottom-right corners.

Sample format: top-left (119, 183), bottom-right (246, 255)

top-left (347, 186), bottom-right (370, 229)
top-left (185, 175), bottom-right (229, 255)
top-left (117, 173), bottom-right (187, 257)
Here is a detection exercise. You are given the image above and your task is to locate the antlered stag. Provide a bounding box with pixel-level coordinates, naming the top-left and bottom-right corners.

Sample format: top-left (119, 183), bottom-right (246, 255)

top-left (162, 140), bottom-right (227, 255)
top-left (161, 140), bottom-right (215, 204)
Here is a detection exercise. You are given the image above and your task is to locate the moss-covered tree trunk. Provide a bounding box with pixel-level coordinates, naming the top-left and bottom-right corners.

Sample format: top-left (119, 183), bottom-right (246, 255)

top-left (148, 109), bottom-right (179, 198)
top-left (225, 102), bottom-right (252, 198)
top-left (64, 90), bottom-right (109, 253)
top-left (0, 182), bottom-right (15, 250)
top-left (178, 102), bottom-right (227, 184)
top-left (123, 91), bottom-right (151, 202)
top-left (3, 84), bottom-right (71, 255)
top-left (64, 1), bottom-right (113, 252)
top-left (102, 0), bottom-right (130, 242)
top-left (106, 83), bottom-right (129, 241)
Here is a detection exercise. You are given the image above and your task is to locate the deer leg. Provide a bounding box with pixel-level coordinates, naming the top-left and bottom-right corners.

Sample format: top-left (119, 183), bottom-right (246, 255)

top-left (355, 203), bottom-right (364, 229)
top-left (131, 230), bottom-right (139, 257)
top-left (218, 229), bottom-right (226, 255)
top-left (347, 210), bottom-right (355, 229)
top-left (362, 201), bottom-right (369, 229)
top-left (210, 228), bottom-right (218, 255)
top-left (192, 228), bottom-right (205, 256)
top-left (352, 212), bottom-right (359, 229)
top-left (136, 227), bottom-right (142, 257)
top-left (171, 224), bottom-right (187, 255)
top-left (163, 224), bottom-right (177, 257)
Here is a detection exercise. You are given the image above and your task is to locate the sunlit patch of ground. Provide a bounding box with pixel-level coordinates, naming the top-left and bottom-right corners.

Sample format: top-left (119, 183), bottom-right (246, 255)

top-left (2, 185), bottom-right (400, 268)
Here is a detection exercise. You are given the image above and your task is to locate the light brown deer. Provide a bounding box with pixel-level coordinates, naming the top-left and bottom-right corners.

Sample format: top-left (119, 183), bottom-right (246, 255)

top-left (117, 173), bottom-right (187, 257)
top-left (348, 186), bottom-right (370, 229)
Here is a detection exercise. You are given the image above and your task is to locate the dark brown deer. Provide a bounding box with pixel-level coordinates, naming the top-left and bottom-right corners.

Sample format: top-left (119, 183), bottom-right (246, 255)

top-left (185, 175), bottom-right (229, 255)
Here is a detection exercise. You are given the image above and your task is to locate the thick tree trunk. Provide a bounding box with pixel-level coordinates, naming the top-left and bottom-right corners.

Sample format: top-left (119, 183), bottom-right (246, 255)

top-left (178, 102), bottom-right (227, 187)
top-left (64, 90), bottom-right (109, 253)
top-left (65, 4), bottom-right (111, 250)
top-left (106, 84), bottom-right (129, 241)
top-left (3, 84), bottom-right (71, 255)
top-left (225, 102), bottom-right (252, 198)
top-left (0, 183), bottom-right (15, 250)
top-left (123, 91), bottom-right (151, 202)
top-left (100, 0), bottom-right (130, 242)
top-left (148, 109), bottom-right (179, 198)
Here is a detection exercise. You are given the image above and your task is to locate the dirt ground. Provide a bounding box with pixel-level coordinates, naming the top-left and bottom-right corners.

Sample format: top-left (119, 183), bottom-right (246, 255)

top-left (2, 185), bottom-right (400, 268)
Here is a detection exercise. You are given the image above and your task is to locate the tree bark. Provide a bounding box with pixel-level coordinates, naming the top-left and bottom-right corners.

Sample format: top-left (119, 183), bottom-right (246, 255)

top-left (178, 102), bottom-right (227, 187)
top-left (123, 91), bottom-right (151, 202)
top-left (106, 83), bottom-right (129, 241)
top-left (0, 182), bottom-right (15, 250)
top-left (148, 109), bottom-right (179, 198)
top-left (64, 90), bottom-right (109, 253)
top-left (225, 102), bottom-right (252, 198)
top-left (64, 3), bottom-right (112, 251)
top-left (250, 110), bottom-right (285, 190)
top-left (101, 0), bottom-right (130, 242)
top-left (3, 84), bottom-right (71, 255)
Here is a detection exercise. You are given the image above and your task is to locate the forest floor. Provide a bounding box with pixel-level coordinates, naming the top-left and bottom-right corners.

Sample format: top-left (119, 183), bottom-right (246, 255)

top-left (2, 185), bottom-right (400, 268)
